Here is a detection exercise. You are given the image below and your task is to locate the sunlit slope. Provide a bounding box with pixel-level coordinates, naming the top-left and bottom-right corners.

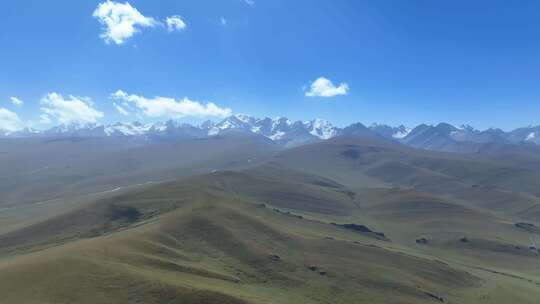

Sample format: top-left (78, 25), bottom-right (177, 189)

top-left (0, 173), bottom-right (481, 304)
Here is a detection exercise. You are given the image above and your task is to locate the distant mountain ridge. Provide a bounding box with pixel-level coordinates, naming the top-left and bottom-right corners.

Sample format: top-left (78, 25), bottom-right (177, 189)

top-left (2, 114), bottom-right (540, 151)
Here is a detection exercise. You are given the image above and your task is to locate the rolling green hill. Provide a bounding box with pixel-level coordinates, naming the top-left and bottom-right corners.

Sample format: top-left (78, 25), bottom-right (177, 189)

top-left (1, 135), bottom-right (540, 303)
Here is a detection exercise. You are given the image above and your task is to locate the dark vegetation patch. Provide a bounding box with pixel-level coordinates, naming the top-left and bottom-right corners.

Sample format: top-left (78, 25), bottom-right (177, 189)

top-left (108, 204), bottom-right (141, 222)
top-left (269, 254), bottom-right (281, 262)
top-left (416, 238), bottom-right (429, 245)
top-left (311, 180), bottom-right (342, 189)
top-left (263, 204), bottom-right (388, 241)
top-left (307, 265), bottom-right (327, 276)
top-left (515, 222), bottom-right (540, 234)
top-left (272, 208), bottom-right (303, 219)
top-left (0, 202), bottom-right (145, 254)
top-left (424, 291), bottom-right (444, 302)
top-left (331, 223), bottom-right (387, 240)
top-left (265, 205), bottom-right (388, 241)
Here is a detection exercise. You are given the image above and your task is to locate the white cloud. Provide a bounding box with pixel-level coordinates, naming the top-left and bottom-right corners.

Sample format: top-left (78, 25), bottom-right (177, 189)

top-left (9, 97), bottom-right (24, 107)
top-left (166, 15), bottom-right (186, 32)
top-left (305, 77), bottom-right (349, 97)
top-left (0, 108), bottom-right (23, 131)
top-left (113, 102), bottom-right (130, 116)
top-left (40, 93), bottom-right (104, 124)
top-left (93, 1), bottom-right (158, 45)
top-left (112, 90), bottom-right (232, 119)
top-left (220, 17), bottom-right (228, 26)
top-left (244, 0), bottom-right (255, 6)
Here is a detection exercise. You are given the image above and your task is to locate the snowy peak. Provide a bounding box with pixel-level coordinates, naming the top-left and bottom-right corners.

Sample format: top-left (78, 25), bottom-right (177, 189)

top-left (105, 122), bottom-right (151, 136)
top-left (392, 125), bottom-right (411, 139)
top-left (43, 123), bottom-right (105, 137)
top-left (369, 124), bottom-right (411, 139)
top-left (209, 115), bottom-right (339, 145)
top-left (216, 115), bottom-right (253, 130)
top-left (508, 125), bottom-right (540, 144)
top-left (2, 116), bottom-right (540, 151)
top-left (304, 119), bottom-right (338, 140)
top-left (234, 114), bottom-right (258, 125)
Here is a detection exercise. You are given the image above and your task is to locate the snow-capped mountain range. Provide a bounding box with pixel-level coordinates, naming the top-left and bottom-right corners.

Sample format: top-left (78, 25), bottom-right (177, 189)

top-left (2, 114), bottom-right (540, 151)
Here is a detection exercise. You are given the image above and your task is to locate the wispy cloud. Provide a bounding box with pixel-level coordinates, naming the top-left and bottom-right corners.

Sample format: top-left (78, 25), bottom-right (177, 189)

top-left (0, 108), bottom-right (23, 131)
top-left (40, 93), bottom-right (104, 124)
top-left (113, 102), bottom-right (130, 116)
top-left (9, 97), bottom-right (24, 107)
top-left (112, 90), bottom-right (232, 119)
top-left (243, 0), bottom-right (255, 6)
top-left (166, 15), bottom-right (187, 32)
top-left (220, 17), bottom-right (228, 26)
top-left (305, 77), bottom-right (349, 98)
top-left (93, 1), bottom-right (158, 45)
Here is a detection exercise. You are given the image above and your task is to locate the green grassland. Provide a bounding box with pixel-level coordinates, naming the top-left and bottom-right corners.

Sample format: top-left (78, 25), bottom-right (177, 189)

top-left (1, 136), bottom-right (540, 303)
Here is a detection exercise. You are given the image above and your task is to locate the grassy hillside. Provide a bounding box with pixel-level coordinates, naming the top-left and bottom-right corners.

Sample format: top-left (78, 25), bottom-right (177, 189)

top-left (0, 133), bottom-right (277, 207)
top-left (1, 166), bottom-right (540, 303)
top-left (0, 173), bottom-right (480, 304)
top-left (2, 135), bottom-right (540, 303)
top-left (273, 136), bottom-right (540, 220)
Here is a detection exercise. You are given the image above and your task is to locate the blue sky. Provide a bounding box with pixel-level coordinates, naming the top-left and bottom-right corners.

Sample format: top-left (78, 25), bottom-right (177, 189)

top-left (1, 0), bottom-right (540, 130)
